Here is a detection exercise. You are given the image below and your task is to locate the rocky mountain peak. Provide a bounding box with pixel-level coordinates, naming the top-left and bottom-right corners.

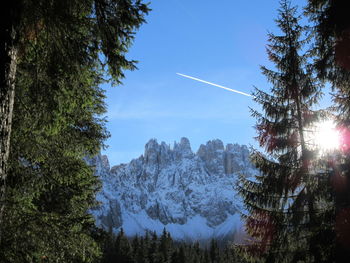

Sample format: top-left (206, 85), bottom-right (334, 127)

top-left (174, 137), bottom-right (193, 159)
top-left (91, 138), bottom-right (257, 242)
top-left (144, 138), bottom-right (160, 164)
top-left (197, 139), bottom-right (224, 154)
top-left (197, 139), bottom-right (225, 175)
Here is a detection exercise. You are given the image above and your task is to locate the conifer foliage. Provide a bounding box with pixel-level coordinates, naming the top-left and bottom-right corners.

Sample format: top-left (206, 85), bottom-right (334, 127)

top-left (306, 0), bottom-right (350, 260)
top-left (237, 1), bottom-right (333, 262)
top-left (0, 0), bottom-right (149, 262)
top-left (100, 229), bottom-right (243, 263)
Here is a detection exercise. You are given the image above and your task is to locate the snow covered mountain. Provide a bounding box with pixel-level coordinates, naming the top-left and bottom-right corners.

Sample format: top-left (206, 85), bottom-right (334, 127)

top-left (89, 138), bottom-right (256, 242)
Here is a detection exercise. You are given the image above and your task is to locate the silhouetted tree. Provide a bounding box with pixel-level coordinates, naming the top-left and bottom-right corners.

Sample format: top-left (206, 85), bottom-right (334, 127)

top-left (209, 239), bottom-right (220, 263)
top-left (306, 0), bottom-right (350, 261)
top-left (159, 228), bottom-right (172, 262)
top-left (237, 1), bottom-right (333, 262)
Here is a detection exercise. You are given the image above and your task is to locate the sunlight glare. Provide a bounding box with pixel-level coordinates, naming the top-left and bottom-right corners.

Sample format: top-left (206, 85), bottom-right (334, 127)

top-left (313, 120), bottom-right (340, 152)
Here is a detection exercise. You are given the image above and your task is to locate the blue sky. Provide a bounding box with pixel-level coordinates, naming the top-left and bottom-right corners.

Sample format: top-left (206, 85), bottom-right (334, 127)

top-left (101, 0), bottom-right (323, 166)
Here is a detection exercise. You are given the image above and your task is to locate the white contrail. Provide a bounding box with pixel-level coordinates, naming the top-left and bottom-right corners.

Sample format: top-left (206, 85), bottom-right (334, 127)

top-left (176, 73), bottom-right (252, 97)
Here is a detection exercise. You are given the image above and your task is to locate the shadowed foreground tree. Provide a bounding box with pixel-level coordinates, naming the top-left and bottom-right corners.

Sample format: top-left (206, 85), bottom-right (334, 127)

top-left (0, 0), bottom-right (22, 233)
top-left (0, 0), bottom-right (149, 239)
top-left (306, 0), bottom-right (350, 260)
top-left (236, 1), bottom-right (334, 262)
top-left (0, 0), bottom-right (149, 261)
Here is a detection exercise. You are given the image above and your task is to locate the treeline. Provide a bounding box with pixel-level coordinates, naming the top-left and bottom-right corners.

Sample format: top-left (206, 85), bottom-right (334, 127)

top-left (99, 229), bottom-right (245, 263)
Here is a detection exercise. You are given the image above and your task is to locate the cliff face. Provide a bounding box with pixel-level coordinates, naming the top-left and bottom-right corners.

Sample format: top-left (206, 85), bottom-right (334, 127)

top-left (90, 138), bottom-right (256, 241)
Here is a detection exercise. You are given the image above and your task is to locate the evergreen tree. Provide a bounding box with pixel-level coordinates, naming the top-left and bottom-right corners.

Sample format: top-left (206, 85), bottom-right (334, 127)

top-left (159, 228), bottom-right (172, 263)
top-left (177, 245), bottom-right (186, 263)
top-left (101, 230), bottom-right (118, 263)
top-left (134, 236), bottom-right (150, 263)
top-left (237, 1), bottom-right (332, 262)
top-left (0, 0), bottom-right (149, 243)
top-left (306, 0), bottom-right (350, 73)
top-left (98, 229), bottom-right (250, 263)
top-left (2, 38), bottom-right (108, 261)
top-left (0, 0), bottom-right (21, 236)
top-left (0, 0), bottom-right (149, 261)
top-left (132, 235), bottom-right (141, 262)
top-left (306, 2), bottom-right (350, 260)
top-left (192, 242), bottom-right (202, 263)
top-left (115, 229), bottom-right (134, 263)
top-left (209, 239), bottom-right (220, 263)
top-left (170, 250), bottom-right (179, 263)
top-left (203, 248), bottom-right (210, 263)
top-left (148, 231), bottom-right (160, 263)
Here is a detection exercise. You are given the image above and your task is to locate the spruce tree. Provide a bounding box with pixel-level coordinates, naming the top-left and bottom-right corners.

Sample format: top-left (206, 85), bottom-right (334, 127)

top-left (159, 229), bottom-right (172, 263)
top-left (203, 248), bottom-right (210, 263)
top-left (209, 239), bottom-right (220, 263)
top-left (0, 0), bottom-right (149, 243)
top-left (115, 229), bottom-right (134, 263)
top-left (101, 230), bottom-right (118, 263)
top-left (0, 0), bottom-right (149, 261)
top-left (148, 231), bottom-right (160, 263)
top-left (237, 1), bottom-right (332, 262)
top-left (135, 236), bottom-right (150, 263)
top-left (306, 0), bottom-right (350, 260)
top-left (177, 245), bottom-right (186, 263)
top-left (192, 242), bottom-right (202, 263)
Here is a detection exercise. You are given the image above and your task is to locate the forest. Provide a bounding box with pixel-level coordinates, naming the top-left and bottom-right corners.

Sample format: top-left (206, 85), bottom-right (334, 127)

top-left (1, 0), bottom-right (350, 262)
top-left (99, 228), bottom-right (243, 263)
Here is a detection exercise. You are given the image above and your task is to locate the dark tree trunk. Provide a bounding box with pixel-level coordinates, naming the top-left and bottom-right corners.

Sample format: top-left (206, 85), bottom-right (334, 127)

top-left (0, 0), bottom-right (21, 241)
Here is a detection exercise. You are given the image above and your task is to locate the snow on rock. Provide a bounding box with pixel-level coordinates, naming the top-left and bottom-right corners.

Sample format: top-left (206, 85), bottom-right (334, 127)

top-left (90, 138), bottom-right (256, 242)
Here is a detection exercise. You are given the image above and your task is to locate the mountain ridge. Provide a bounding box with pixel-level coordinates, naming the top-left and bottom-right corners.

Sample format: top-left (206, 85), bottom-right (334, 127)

top-left (89, 137), bottom-right (256, 242)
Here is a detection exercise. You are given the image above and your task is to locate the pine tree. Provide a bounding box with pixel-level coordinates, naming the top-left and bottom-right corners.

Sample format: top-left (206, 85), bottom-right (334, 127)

top-left (101, 230), bottom-right (118, 263)
top-left (171, 250), bottom-right (179, 263)
top-left (2, 40), bottom-right (108, 261)
top-left (0, 0), bottom-right (149, 261)
top-left (237, 1), bottom-right (333, 262)
top-left (306, 0), bottom-right (350, 260)
top-left (0, 1), bottom-right (21, 236)
top-left (177, 245), bottom-right (186, 263)
top-left (0, 0), bottom-right (149, 244)
top-left (306, 0), bottom-right (350, 73)
top-left (159, 228), bottom-right (172, 263)
top-left (115, 229), bottom-right (134, 263)
top-left (148, 231), bottom-right (160, 263)
top-left (203, 248), bottom-right (210, 263)
top-left (192, 242), bottom-right (202, 263)
top-left (209, 239), bottom-right (220, 263)
top-left (135, 236), bottom-right (150, 263)
top-left (99, 230), bottom-right (247, 263)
